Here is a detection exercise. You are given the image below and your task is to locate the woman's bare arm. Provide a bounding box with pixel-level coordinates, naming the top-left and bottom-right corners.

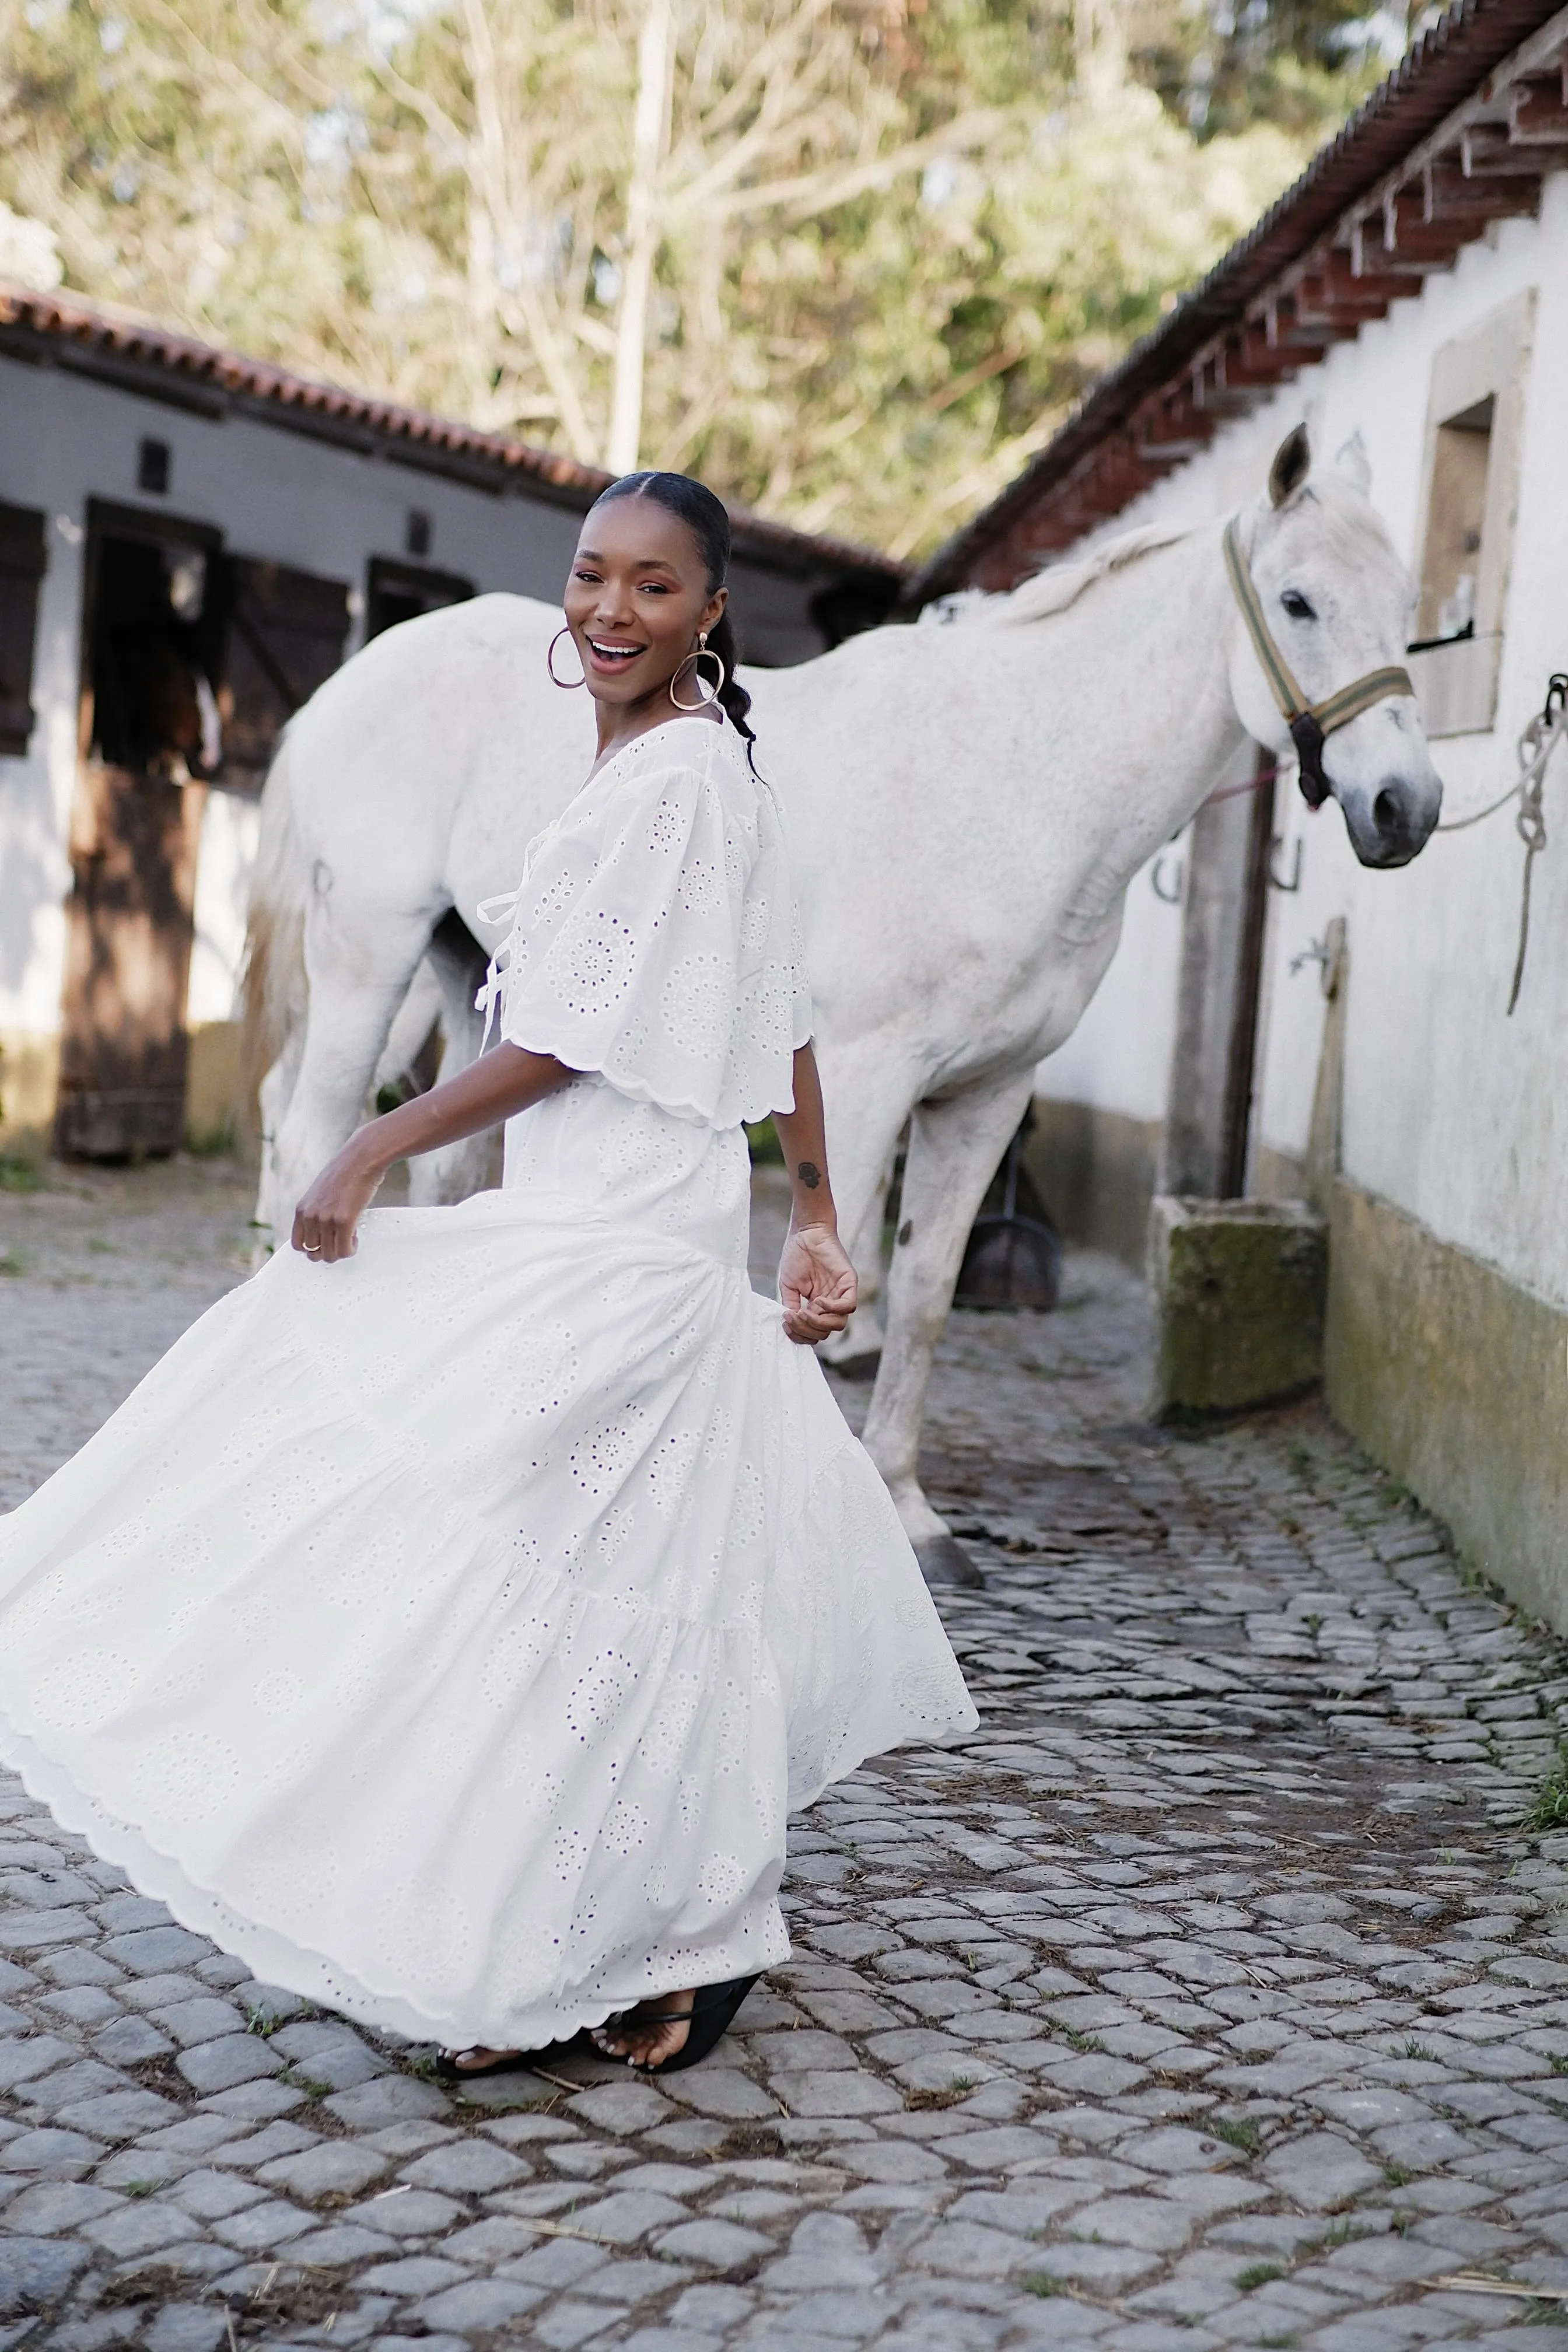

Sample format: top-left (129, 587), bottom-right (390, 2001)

top-left (292, 1044), bottom-right (572, 1263)
top-left (772, 1044), bottom-right (858, 1345)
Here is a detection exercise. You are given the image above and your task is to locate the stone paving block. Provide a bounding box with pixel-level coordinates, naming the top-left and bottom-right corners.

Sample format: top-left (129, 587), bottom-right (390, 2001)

top-left (774, 2071), bottom-right (903, 2119)
top-left (38, 1989), bottom-right (119, 2029)
top-left (760, 2212), bottom-right (878, 2292)
top-left (97, 1928), bottom-right (210, 1976)
top-left (341, 2188), bottom-right (463, 2239)
top-left (0, 1910), bottom-right (96, 1952)
top-left (80, 2201), bottom-right (205, 2258)
top-left (267, 2023), bottom-right (387, 2091)
top-left (197, 2078), bottom-right (304, 2122)
top-left (0, 2181), bottom-right (122, 2234)
top-left (141, 2304), bottom-right (228, 2352)
top-left (498, 2235), bottom-right (611, 2288)
top-left (324, 2077), bottom-right (451, 2130)
top-left (1259, 2132), bottom-right (1384, 2210)
top-left (166, 2169), bottom-right (270, 2220)
top-left (0, 2232), bottom-right (92, 2314)
top-left (657, 2217), bottom-right (778, 2267)
top-left (414, 2276), bottom-right (546, 2329)
top-left (92, 1898), bottom-right (172, 1936)
top-left (928, 2126), bottom-right (1055, 2173)
top-left (175, 2035), bottom-right (285, 2095)
top-left (357, 2253), bottom-right (468, 2296)
top-left (398, 2138), bottom-right (528, 2194)
top-left (0, 2034), bottom-right (76, 2090)
top-left (566, 2081), bottom-right (676, 2136)
top-left (0, 2128), bottom-right (103, 2177)
top-left (91, 2016), bottom-right (173, 2068)
top-left (148, 1999), bottom-right (251, 2048)
top-left (662, 2068), bottom-right (781, 2122)
top-left (254, 2143), bottom-right (391, 2203)
top-left (286, 2222), bottom-right (401, 2266)
top-left (54, 2091), bottom-right (182, 2140)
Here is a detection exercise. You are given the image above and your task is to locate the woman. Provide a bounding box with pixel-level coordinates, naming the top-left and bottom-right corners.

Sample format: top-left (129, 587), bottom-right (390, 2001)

top-left (0, 471), bottom-right (976, 2077)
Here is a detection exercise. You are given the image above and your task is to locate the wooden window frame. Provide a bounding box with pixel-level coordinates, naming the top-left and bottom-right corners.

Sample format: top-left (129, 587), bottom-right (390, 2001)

top-left (1406, 289), bottom-right (1536, 740)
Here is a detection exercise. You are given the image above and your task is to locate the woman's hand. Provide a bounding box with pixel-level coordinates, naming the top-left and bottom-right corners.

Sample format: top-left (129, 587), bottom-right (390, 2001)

top-left (292, 1138), bottom-right (384, 1265)
top-left (779, 1224), bottom-right (858, 1344)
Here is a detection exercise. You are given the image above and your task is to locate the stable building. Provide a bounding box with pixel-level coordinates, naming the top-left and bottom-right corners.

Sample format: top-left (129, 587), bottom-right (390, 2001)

top-left (0, 288), bottom-right (902, 1160)
top-left (916, 0), bottom-right (1568, 1628)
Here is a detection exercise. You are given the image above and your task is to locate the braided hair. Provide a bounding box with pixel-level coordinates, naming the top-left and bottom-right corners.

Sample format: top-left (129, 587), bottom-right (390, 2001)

top-left (590, 470), bottom-right (757, 764)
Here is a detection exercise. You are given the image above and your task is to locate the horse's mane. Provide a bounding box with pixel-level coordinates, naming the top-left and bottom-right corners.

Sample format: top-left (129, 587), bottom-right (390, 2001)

top-left (926, 517), bottom-right (1202, 630)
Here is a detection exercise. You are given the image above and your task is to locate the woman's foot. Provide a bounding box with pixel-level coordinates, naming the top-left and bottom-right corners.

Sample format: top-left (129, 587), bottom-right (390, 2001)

top-left (593, 1989), bottom-right (696, 2070)
top-left (435, 2044), bottom-right (533, 2080)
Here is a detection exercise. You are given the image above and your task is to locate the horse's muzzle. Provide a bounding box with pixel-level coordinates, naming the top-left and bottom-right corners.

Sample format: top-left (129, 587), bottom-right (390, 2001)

top-left (1344, 771), bottom-right (1443, 869)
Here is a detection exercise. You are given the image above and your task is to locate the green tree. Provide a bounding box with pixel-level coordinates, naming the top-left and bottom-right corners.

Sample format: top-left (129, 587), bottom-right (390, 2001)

top-left (0, 0), bottom-right (1394, 555)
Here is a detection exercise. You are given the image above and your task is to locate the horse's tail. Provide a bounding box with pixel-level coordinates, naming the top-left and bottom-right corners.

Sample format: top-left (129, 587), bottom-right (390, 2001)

top-left (237, 726), bottom-right (310, 1144)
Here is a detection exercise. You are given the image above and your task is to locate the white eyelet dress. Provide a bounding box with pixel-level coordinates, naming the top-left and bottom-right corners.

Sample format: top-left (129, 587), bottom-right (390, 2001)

top-left (0, 717), bottom-right (977, 2053)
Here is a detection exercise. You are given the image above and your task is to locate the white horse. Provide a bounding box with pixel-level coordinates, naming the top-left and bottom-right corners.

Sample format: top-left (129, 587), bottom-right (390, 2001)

top-left (244, 426), bottom-right (1442, 1584)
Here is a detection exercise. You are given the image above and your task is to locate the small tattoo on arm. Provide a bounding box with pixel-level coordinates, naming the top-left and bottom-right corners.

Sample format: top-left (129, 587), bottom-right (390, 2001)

top-left (797, 1161), bottom-right (821, 1189)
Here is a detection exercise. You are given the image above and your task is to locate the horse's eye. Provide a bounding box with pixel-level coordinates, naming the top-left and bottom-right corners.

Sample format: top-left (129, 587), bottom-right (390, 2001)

top-left (1282, 589), bottom-right (1316, 621)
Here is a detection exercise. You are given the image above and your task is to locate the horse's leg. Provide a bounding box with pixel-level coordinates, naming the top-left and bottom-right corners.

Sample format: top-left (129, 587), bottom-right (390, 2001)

top-left (268, 905), bottom-right (436, 1238)
top-left (407, 915), bottom-right (495, 1207)
top-left (860, 1066), bottom-right (1038, 1588)
top-left (810, 1041), bottom-right (917, 1372)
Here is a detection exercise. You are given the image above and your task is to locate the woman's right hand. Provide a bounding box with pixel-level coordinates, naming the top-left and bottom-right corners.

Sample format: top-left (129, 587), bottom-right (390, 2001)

top-left (292, 1137), bottom-right (384, 1264)
top-left (779, 1224), bottom-right (858, 1343)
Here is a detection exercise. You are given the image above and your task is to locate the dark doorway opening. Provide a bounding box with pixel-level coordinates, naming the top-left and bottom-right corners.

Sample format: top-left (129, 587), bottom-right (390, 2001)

top-left (57, 506), bottom-right (351, 1160)
top-left (365, 557), bottom-right (475, 643)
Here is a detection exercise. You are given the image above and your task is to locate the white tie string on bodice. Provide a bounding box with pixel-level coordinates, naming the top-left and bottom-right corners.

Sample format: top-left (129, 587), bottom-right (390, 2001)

top-left (473, 887), bottom-right (524, 1055)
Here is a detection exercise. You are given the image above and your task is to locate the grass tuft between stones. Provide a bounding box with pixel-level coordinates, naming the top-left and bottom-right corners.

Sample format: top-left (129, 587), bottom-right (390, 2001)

top-left (1237, 2262), bottom-right (1286, 2291)
top-left (1524, 1741), bottom-right (1568, 1835)
top-left (1021, 2272), bottom-right (1067, 2298)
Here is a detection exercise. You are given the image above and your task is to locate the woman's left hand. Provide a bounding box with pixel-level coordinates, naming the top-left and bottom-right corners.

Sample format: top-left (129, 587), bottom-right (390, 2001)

top-left (779, 1224), bottom-right (858, 1343)
top-left (292, 1139), bottom-right (384, 1265)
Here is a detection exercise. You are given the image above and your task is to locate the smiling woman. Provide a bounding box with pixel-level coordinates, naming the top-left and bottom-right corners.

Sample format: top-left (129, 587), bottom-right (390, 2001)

top-left (0, 468), bottom-right (978, 2094)
top-left (560, 470), bottom-right (760, 773)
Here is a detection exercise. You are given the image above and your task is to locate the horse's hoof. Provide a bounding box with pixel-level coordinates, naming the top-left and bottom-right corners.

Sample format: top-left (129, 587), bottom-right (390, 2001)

top-left (914, 1534), bottom-right (984, 1590)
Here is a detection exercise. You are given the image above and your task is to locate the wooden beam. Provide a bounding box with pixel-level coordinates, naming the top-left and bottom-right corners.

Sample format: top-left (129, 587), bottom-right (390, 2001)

top-left (1423, 157), bottom-right (1542, 216)
top-left (1510, 71), bottom-right (1568, 140)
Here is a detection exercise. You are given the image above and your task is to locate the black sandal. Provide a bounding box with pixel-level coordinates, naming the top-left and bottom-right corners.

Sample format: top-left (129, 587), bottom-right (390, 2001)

top-left (600, 1974), bottom-right (760, 2074)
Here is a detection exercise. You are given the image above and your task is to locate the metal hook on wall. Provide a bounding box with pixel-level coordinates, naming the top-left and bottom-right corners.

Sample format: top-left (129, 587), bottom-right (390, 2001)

top-left (1151, 853), bottom-right (1185, 904)
top-left (1268, 836), bottom-right (1303, 894)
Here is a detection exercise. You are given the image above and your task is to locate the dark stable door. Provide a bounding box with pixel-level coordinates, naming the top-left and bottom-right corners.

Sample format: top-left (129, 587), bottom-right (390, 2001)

top-left (54, 762), bottom-right (208, 1158)
top-left (55, 523), bottom-right (350, 1159)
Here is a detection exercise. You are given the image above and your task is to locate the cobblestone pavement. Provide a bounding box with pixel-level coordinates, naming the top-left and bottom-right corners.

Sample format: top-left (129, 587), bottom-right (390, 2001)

top-left (2, 1161), bottom-right (1568, 2352)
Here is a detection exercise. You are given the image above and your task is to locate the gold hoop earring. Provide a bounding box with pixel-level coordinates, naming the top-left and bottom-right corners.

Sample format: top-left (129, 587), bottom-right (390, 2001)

top-left (547, 627), bottom-right (586, 689)
top-left (669, 634), bottom-right (726, 712)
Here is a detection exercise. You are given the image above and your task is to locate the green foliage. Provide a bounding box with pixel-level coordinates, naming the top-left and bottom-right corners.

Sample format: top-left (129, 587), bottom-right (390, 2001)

top-left (0, 0), bottom-right (1394, 554)
top-left (1525, 1741), bottom-right (1568, 1834)
top-left (1237, 2261), bottom-right (1286, 2291)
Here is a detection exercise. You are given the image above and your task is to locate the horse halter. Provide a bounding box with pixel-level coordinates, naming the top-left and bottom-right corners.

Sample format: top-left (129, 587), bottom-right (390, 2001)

top-left (1222, 517), bottom-right (1415, 810)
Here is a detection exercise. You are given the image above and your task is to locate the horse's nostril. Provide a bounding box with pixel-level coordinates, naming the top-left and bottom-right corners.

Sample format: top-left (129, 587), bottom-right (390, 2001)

top-left (1374, 785), bottom-right (1407, 839)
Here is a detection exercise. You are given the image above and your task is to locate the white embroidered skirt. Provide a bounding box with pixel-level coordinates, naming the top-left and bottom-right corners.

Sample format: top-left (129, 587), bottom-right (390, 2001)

top-left (0, 1143), bottom-right (976, 2051)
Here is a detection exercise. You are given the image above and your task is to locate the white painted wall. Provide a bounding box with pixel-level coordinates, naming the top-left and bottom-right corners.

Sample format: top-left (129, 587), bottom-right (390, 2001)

top-left (1032, 172), bottom-right (1568, 1311)
top-left (0, 355), bottom-right (841, 1054)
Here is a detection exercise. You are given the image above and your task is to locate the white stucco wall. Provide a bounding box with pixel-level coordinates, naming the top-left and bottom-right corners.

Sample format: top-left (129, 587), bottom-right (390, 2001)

top-left (1037, 172), bottom-right (1568, 1310)
top-left (0, 356), bottom-right (841, 1057)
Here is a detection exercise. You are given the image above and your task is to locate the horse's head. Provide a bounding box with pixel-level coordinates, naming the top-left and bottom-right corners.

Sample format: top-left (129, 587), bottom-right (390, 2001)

top-left (1226, 425), bottom-right (1442, 869)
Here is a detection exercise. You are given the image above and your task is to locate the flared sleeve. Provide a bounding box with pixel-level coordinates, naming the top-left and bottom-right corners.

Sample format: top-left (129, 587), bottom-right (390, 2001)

top-left (482, 723), bottom-right (812, 1129)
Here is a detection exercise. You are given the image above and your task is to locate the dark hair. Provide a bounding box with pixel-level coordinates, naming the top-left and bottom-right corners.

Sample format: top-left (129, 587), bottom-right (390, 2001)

top-left (590, 470), bottom-right (757, 760)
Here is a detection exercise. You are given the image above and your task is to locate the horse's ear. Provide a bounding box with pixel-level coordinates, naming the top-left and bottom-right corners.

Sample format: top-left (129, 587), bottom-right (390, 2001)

top-left (1334, 429), bottom-right (1372, 494)
top-left (1268, 424), bottom-right (1311, 508)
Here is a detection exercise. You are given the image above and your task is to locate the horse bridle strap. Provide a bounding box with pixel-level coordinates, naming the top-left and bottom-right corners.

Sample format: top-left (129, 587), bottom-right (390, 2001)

top-left (1222, 517), bottom-right (1415, 810)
